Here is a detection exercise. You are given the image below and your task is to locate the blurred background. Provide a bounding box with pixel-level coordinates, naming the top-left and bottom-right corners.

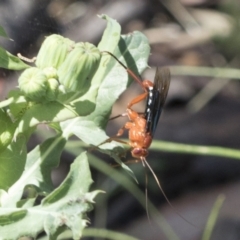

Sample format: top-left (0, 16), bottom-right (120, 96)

top-left (1, 0), bottom-right (240, 239)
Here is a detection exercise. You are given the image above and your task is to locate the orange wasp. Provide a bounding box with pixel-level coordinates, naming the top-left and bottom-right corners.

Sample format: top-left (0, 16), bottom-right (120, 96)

top-left (99, 51), bottom-right (173, 204)
top-left (100, 52), bottom-right (194, 225)
top-left (102, 51), bottom-right (170, 162)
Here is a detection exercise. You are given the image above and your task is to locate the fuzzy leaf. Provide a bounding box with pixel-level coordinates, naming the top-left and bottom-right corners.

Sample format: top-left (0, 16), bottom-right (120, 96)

top-left (0, 26), bottom-right (8, 39)
top-left (64, 14), bottom-right (122, 118)
top-left (0, 136), bottom-right (66, 207)
top-left (0, 152), bottom-right (101, 239)
top-left (60, 16), bottom-right (150, 178)
top-left (85, 31), bottom-right (150, 127)
top-left (61, 118), bottom-right (137, 181)
top-left (0, 109), bottom-right (16, 153)
top-left (7, 90), bottom-right (29, 118)
top-left (0, 47), bottom-right (30, 70)
top-left (61, 16), bottom-right (150, 142)
top-left (0, 135), bottom-right (27, 191)
top-left (13, 101), bottom-right (78, 138)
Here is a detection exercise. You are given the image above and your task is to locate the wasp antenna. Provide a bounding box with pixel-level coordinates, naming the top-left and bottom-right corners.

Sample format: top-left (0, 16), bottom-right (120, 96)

top-left (142, 163), bottom-right (151, 225)
top-left (102, 51), bottom-right (128, 70)
top-left (101, 51), bottom-right (145, 90)
top-left (142, 158), bottom-right (197, 228)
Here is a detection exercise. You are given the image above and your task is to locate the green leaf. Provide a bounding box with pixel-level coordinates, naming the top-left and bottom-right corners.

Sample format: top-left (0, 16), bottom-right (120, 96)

top-left (0, 135), bottom-right (27, 190)
top-left (58, 91), bottom-right (97, 117)
top-left (83, 30), bottom-right (149, 160)
top-left (97, 14), bottom-right (122, 51)
top-left (202, 194), bottom-right (225, 240)
top-left (0, 109), bottom-right (16, 153)
top-left (0, 47), bottom-right (30, 70)
top-left (64, 14), bottom-right (122, 118)
top-left (61, 118), bottom-right (113, 145)
top-left (0, 152), bottom-right (101, 239)
top-left (0, 26), bottom-right (9, 39)
top-left (61, 117), bottom-right (137, 182)
top-left (88, 31), bottom-right (150, 128)
top-left (0, 135), bottom-right (66, 207)
top-left (59, 15), bottom-right (122, 143)
top-left (61, 16), bottom-right (150, 140)
top-left (6, 90), bottom-right (28, 117)
top-left (42, 152), bottom-right (101, 239)
top-left (43, 152), bottom-right (94, 204)
top-left (17, 198), bottom-right (36, 209)
top-left (13, 101), bottom-right (78, 138)
top-left (60, 16), bottom-right (150, 178)
top-left (0, 209), bottom-right (27, 226)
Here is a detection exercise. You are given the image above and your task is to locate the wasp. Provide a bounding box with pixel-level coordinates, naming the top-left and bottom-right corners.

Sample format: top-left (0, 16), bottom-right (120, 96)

top-left (101, 51), bottom-right (170, 198)
top-left (101, 51), bottom-right (170, 161)
top-left (99, 54), bottom-right (195, 225)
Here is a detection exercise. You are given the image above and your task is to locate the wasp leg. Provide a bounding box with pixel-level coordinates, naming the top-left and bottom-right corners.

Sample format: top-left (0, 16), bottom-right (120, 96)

top-left (97, 121), bottom-right (133, 147)
top-left (89, 137), bottom-right (128, 154)
top-left (109, 112), bottom-right (128, 121)
top-left (102, 137), bottom-right (129, 145)
top-left (127, 92), bottom-right (148, 108)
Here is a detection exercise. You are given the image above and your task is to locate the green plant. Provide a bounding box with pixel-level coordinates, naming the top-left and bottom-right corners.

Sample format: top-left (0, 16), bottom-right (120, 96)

top-left (1, 13), bottom-right (240, 240)
top-left (0, 15), bottom-right (150, 239)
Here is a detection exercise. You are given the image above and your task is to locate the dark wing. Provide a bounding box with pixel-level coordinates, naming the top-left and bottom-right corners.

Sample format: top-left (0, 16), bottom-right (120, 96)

top-left (144, 67), bottom-right (171, 136)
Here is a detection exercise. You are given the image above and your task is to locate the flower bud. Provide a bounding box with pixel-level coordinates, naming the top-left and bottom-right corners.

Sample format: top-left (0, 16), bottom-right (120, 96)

top-left (45, 78), bottom-right (59, 101)
top-left (36, 34), bottom-right (75, 69)
top-left (43, 67), bottom-right (58, 79)
top-left (18, 67), bottom-right (48, 102)
top-left (58, 42), bottom-right (101, 93)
